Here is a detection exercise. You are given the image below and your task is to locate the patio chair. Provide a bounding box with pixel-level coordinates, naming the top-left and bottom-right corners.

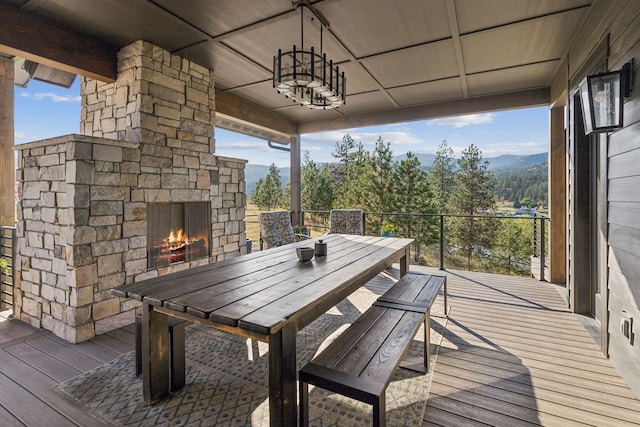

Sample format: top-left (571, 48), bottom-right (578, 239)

top-left (329, 209), bottom-right (364, 235)
top-left (259, 210), bottom-right (310, 249)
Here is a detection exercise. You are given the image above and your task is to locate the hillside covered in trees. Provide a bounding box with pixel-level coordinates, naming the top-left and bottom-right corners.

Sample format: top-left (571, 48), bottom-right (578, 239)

top-left (494, 164), bottom-right (548, 208)
top-left (251, 135), bottom-right (544, 276)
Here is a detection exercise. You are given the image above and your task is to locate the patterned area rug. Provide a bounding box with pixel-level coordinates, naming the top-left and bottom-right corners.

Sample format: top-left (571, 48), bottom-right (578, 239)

top-left (54, 288), bottom-right (447, 426)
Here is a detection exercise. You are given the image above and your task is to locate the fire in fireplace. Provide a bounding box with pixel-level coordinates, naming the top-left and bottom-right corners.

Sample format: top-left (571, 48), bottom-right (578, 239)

top-left (147, 202), bottom-right (211, 268)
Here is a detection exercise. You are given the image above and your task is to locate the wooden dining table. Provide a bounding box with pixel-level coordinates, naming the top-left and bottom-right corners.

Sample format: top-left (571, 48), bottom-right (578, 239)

top-left (112, 233), bottom-right (414, 426)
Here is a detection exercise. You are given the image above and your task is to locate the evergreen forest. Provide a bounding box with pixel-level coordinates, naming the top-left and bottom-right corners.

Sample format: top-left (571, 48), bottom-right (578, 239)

top-left (251, 135), bottom-right (547, 276)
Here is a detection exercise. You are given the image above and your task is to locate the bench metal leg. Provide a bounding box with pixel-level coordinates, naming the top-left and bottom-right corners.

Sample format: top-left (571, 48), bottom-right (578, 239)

top-left (399, 311), bottom-right (431, 374)
top-left (444, 277), bottom-right (448, 316)
top-left (299, 377), bottom-right (309, 427)
top-left (373, 391), bottom-right (386, 427)
top-left (424, 310), bottom-right (431, 372)
top-left (135, 316), bottom-right (142, 377)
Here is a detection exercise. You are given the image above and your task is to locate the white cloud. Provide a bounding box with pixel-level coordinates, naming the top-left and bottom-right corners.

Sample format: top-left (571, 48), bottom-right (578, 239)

top-left (302, 145), bottom-right (323, 152)
top-left (427, 113), bottom-right (495, 128)
top-left (14, 130), bottom-right (40, 143)
top-left (303, 129), bottom-right (423, 147)
top-left (351, 131), bottom-right (423, 146)
top-left (20, 92), bottom-right (81, 103)
top-left (303, 130), bottom-right (349, 143)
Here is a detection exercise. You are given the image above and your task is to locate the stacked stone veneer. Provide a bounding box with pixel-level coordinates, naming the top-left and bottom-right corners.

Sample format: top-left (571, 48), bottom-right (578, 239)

top-left (14, 40), bottom-right (247, 343)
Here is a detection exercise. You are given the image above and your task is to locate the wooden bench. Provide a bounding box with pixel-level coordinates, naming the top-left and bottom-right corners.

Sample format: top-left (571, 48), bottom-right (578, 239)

top-left (135, 314), bottom-right (190, 392)
top-left (298, 272), bottom-right (447, 427)
top-left (374, 272), bottom-right (447, 372)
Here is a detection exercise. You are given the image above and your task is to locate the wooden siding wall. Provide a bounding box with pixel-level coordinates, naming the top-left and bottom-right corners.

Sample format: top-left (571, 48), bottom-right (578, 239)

top-left (566, 0), bottom-right (640, 395)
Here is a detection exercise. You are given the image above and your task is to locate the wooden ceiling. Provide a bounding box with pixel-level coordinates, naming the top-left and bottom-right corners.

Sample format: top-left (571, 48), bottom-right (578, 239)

top-left (0, 0), bottom-right (592, 139)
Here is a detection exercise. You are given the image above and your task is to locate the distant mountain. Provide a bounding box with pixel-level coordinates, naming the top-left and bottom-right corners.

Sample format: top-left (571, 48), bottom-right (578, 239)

top-left (484, 153), bottom-right (548, 171)
top-left (391, 153), bottom-right (436, 167)
top-left (391, 152), bottom-right (546, 171)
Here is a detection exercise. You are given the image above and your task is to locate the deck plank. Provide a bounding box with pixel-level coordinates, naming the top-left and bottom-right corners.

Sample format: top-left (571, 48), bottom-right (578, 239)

top-left (433, 368), bottom-right (640, 424)
top-left (4, 342), bottom-right (82, 382)
top-left (0, 349), bottom-right (108, 426)
top-left (0, 319), bottom-right (41, 346)
top-left (26, 335), bottom-right (110, 372)
top-left (0, 403), bottom-right (24, 426)
top-left (419, 267), bottom-right (640, 427)
top-left (436, 347), bottom-right (639, 400)
top-left (44, 334), bottom-right (122, 363)
top-left (0, 368), bottom-right (79, 426)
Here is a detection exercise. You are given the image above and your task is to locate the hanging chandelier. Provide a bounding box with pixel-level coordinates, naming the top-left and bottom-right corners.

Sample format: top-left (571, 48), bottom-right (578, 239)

top-left (273, 1), bottom-right (346, 109)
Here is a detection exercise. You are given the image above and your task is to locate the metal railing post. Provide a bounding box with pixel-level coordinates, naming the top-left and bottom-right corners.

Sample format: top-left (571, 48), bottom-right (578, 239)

top-left (539, 216), bottom-right (545, 281)
top-left (439, 214), bottom-right (445, 270)
top-left (0, 226), bottom-right (16, 312)
top-left (532, 217), bottom-right (538, 257)
top-left (362, 212), bottom-right (367, 235)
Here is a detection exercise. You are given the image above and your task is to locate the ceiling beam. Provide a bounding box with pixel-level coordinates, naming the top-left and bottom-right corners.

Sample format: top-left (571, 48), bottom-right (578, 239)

top-left (446, 0), bottom-right (469, 98)
top-left (215, 88), bottom-right (297, 136)
top-left (297, 87), bottom-right (550, 134)
top-left (0, 3), bottom-right (118, 82)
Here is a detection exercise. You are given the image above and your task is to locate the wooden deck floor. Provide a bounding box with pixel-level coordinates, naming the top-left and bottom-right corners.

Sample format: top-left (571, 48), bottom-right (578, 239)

top-left (0, 309), bottom-right (135, 426)
top-left (417, 267), bottom-right (640, 427)
top-left (1, 268), bottom-right (639, 426)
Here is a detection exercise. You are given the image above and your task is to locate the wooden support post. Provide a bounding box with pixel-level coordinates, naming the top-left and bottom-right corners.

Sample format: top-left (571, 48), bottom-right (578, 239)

top-left (0, 58), bottom-right (14, 226)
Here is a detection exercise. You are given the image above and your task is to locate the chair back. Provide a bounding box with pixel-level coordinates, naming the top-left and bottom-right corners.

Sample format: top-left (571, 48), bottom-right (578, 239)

top-left (329, 209), bottom-right (364, 235)
top-left (259, 211), bottom-right (295, 249)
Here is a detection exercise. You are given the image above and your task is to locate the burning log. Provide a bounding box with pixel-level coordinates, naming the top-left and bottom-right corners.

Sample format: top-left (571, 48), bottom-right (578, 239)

top-left (150, 229), bottom-right (207, 266)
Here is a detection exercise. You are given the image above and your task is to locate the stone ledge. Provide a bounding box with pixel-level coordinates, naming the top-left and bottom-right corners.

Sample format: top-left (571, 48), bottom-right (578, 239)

top-left (13, 134), bottom-right (139, 151)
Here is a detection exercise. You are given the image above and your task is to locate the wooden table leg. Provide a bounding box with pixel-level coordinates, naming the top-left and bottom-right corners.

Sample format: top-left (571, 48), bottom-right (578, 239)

top-left (142, 303), bottom-right (170, 405)
top-left (400, 245), bottom-right (410, 277)
top-left (269, 323), bottom-right (297, 426)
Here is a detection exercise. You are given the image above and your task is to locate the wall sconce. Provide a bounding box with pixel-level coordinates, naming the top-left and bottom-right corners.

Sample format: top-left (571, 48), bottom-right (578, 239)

top-left (579, 59), bottom-right (634, 134)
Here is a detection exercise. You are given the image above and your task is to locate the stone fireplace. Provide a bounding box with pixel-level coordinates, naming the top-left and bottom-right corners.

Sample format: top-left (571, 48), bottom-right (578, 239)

top-left (14, 41), bottom-right (247, 343)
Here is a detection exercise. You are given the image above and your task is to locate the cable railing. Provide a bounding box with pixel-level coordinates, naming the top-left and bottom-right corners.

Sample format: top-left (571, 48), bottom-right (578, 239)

top-left (245, 210), bottom-right (550, 280)
top-left (0, 226), bottom-right (16, 311)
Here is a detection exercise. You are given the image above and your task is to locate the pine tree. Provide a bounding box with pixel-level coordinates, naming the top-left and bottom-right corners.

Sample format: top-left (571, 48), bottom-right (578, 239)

top-left (329, 134), bottom-right (356, 192)
top-left (428, 140), bottom-right (456, 213)
top-left (301, 153), bottom-right (334, 220)
top-left (450, 144), bottom-right (497, 269)
top-left (268, 163), bottom-right (282, 189)
top-left (330, 134), bottom-right (369, 208)
top-left (490, 219), bottom-right (531, 275)
top-left (363, 138), bottom-right (395, 213)
top-left (252, 163), bottom-right (285, 210)
top-left (392, 152), bottom-right (437, 258)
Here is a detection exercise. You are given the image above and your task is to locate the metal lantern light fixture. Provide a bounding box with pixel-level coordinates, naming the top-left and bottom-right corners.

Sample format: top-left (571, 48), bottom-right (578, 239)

top-left (273, 1), bottom-right (346, 109)
top-left (579, 60), bottom-right (634, 134)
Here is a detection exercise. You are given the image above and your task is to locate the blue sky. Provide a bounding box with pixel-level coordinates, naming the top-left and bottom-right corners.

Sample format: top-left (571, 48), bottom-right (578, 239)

top-left (15, 79), bottom-right (548, 168)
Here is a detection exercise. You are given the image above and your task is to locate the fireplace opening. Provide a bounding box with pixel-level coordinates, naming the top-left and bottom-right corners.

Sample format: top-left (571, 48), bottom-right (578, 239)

top-left (147, 202), bottom-right (211, 268)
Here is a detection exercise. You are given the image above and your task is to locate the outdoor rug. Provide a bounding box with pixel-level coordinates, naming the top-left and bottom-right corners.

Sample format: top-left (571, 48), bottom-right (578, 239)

top-left (54, 287), bottom-right (447, 426)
